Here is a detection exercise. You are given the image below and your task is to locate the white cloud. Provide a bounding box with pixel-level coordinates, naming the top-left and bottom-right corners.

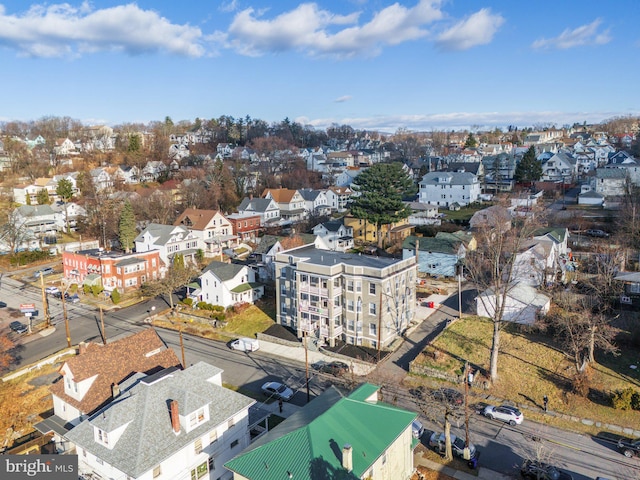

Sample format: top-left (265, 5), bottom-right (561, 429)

top-left (532, 19), bottom-right (611, 50)
top-left (0, 3), bottom-right (206, 58)
top-left (436, 8), bottom-right (504, 51)
top-left (225, 0), bottom-right (444, 58)
top-left (334, 95), bottom-right (352, 103)
top-left (299, 110), bottom-right (630, 132)
top-left (219, 0), bottom-right (239, 13)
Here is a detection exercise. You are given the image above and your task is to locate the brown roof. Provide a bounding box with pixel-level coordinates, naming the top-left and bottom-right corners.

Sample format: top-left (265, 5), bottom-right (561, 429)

top-left (262, 188), bottom-right (298, 203)
top-left (174, 208), bottom-right (220, 230)
top-left (49, 328), bottom-right (181, 416)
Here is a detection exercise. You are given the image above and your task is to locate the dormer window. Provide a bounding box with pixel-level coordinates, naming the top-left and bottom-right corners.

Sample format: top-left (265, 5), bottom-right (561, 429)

top-left (96, 428), bottom-right (109, 447)
top-left (189, 407), bottom-right (206, 429)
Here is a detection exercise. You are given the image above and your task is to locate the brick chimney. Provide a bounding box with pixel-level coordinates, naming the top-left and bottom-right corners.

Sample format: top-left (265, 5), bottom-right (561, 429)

top-left (169, 400), bottom-right (180, 433)
top-left (342, 444), bottom-right (353, 472)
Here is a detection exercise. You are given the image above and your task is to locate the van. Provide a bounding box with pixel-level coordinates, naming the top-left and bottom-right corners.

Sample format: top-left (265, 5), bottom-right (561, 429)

top-left (230, 338), bottom-right (260, 352)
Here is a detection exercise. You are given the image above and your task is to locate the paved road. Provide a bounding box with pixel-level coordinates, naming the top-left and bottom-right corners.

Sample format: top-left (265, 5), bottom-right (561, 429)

top-left (2, 275), bottom-right (638, 479)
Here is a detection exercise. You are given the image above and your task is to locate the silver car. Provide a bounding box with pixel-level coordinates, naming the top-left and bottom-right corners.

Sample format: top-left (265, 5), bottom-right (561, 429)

top-left (483, 404), bottom-right (523, 425)
top-left (261, 381), bottom-right (294, 401)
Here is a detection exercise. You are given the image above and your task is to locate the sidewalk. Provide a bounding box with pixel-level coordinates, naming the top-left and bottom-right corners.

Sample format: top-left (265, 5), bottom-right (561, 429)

top-left (257, 338), bottom-right (376, 376)
top-left (413, 446), bottom-right (515, 480)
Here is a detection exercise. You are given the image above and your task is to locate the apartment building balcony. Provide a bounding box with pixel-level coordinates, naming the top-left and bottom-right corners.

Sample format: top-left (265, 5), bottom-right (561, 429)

top-left (298, 282), bottom-right (328, 297)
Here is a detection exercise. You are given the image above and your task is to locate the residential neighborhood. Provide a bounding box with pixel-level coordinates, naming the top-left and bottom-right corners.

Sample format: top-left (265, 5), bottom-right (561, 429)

top-left (1, 115), bottom-right (640, 480)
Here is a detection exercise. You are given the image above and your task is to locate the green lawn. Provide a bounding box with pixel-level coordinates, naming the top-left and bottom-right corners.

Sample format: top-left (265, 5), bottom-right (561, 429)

top-left (411, 317), bottom-right (640, 431)
top-left (440, 203), bottom-right (491, 222)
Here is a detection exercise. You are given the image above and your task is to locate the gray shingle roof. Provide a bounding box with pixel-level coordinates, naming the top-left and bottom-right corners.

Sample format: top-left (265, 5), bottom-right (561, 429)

top-left (202, 260), bottom-right (245, 281)
top-left (134, 223), bottom-right (189, 245)
top-left (596, 168), bottom-right (628, 179)
top-left (238, 197), bottom-right (276, 213)
top-left (420, 171), bottom-right (478, 185)
top-left (65, 362), bottom-right (254, 479)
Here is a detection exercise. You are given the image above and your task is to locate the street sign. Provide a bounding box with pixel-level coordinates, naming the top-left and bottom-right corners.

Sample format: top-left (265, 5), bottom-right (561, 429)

top-left (20, 303), bottom-right (36, 312)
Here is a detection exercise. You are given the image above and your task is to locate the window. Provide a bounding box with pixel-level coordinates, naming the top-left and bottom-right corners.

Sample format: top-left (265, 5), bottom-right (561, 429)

top-left (209, 430), bottom-right (218, 443)
top-left (369, 323), bottom-right (377, 335)
top-left (333, 295), bottom-right (340, 307)
top-left (230, 439), bottom-right (239, 448)
top-left (369, 283), bottom-right (376, 295)
top-left (190, 462), bottom-right (208, 480)
top-left (347, 280), bottom-right (354, 292)
top-left (97, 429), bottom-right (109, 446)
top-left (369, 303), bottom-right (376, 316)
top-left (195, 439), bottom-right (202, 454)
top-left (355, 281), bottom-right (361, 293)
top-left (347, 300), bottom-right (354, 312)
top-left (153, 465), bottom-right (161, 478)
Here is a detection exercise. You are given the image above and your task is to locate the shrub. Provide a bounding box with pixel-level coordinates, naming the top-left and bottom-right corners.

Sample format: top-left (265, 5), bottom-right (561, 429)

top-left (572, 366), bottom-right (592, 397)
top-left (91, 285), bottom-right (103, 296)
top-left (611, 387), bottom-right (638, 410)
top-left (111, 289), bottom-right (121, 304)
top-left (83, 285), bottom-right (92, 295)
top-left (182, 298), bottom-right (193, 307)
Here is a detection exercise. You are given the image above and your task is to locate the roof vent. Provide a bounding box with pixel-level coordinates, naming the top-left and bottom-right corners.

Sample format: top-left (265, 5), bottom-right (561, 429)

top-left (342, 444), bottom-right (353, 472)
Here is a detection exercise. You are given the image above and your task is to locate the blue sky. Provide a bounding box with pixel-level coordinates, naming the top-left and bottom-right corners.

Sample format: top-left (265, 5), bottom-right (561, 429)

top-left (0, 0), bottom-right (638, 132)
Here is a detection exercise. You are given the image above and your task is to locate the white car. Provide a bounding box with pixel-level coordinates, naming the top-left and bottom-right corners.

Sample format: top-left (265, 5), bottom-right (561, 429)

top-left (45, 286), bottom-right (60, 295)
top-left (483, 404), bottom-right (524, 426)
top-left (412, 420), bottom-right (425, 439)
top-left (261, 381), bottom-right (294, 401)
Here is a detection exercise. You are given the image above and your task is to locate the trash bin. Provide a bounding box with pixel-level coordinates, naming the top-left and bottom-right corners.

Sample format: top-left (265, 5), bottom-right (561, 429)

top-left (427, 301), bottom-right (434, 308)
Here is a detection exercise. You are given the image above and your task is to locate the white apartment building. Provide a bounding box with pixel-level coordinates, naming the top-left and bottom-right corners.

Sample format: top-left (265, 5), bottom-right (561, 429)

top-left (418, 171), bottom-right (481, 207)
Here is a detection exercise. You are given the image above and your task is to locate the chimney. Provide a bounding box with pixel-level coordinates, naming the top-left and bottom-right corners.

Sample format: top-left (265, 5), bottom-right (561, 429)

top-left (78, 342), bottom-right (87, 355)
top-left (342, 444), bottom-right (353, 472)
top-left (169, 400), bottom-right (180, 434)
top-left (111, 382), bottom-right (120, 399)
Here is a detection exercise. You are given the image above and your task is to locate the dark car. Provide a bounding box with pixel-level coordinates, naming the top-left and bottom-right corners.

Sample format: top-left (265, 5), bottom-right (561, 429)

top-left (586, 229), bottom-right (609, 238)
top-left (432, 387), bottom-right (464, 405)
top-left (9, 321), bottom-right (28, 334)
top-left (520, 460), bottom-right (573, 480)
top-left (315, 361), bottom-right (350, 376)
top-left (618, 437), bottom-right (640, 458)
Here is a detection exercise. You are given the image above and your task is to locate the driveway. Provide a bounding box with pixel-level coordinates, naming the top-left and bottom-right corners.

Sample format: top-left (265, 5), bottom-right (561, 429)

top-left (374, 284), bottom-right (477, 380)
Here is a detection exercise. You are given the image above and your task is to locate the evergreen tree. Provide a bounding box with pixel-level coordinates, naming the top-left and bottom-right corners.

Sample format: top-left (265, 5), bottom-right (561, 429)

top-left (514, 146), bottom-right (543, 183)
top-left (36, 188), bottom-right (51, 205)
top-left (350, 162), bottom-right (416, 248)
top-left (118, 201), bottom-right (137, 253)
top-left (56, 178), bottom-right (75, 233)
top-left (464, 133), bottom-right (478, 149)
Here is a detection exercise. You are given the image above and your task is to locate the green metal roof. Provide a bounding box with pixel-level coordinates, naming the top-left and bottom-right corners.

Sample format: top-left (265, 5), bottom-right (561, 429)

top-left (230, 282), bottom-right (262, 293)
top-left (225, 383), bottom-right (416, 480)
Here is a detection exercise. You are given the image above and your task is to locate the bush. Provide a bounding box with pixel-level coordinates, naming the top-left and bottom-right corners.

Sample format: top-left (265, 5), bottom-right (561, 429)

top-left (91, 285), bottom-right (103, 296)
top-left (572, 365), bottom-right (592, 397)
top-left (111, 289), bottom-right (121, 304)
top-left (611, 387), bottom-right (639, 410)
top-left (182, 298), bottom-right (193, 307)
top-left (83, 285), bottom-right (92, 295)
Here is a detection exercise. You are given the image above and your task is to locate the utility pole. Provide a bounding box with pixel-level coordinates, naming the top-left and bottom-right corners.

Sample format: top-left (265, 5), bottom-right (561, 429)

top-left (40, 273), bottom-right (51, 327)
top-left (99, 307), bottom-right (107, 345)
top-left (179, 327), bottom-right (186, 368)
top-left (61, 288), bottom-right (71, 348)
top-left (464, 361), bottom-right (471, 459)
top-left (457, 263), bottom-right (463, 319)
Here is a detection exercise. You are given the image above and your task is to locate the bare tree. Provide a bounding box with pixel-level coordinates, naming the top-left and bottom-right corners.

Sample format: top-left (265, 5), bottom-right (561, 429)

top-left (465, 199), bottom-right (545, 382)
top-left (0, 211), bottom-right (31, 256)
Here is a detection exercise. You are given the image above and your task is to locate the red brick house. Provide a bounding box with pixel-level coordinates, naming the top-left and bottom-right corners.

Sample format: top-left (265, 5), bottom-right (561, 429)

top-left (63, 248), bottom-right (164, 293)
top-left (226, 212), bottom-right (263, 242)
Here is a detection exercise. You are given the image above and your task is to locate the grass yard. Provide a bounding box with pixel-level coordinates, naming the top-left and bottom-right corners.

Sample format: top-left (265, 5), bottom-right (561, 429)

top-left (153, 303), bottom-right (275, 343)
top-left (412, 317), bottom-right (640, 431)
top-left (0, 363), bottom-right (60, 447)
top-left (440, 203), bottom-right (491, 222)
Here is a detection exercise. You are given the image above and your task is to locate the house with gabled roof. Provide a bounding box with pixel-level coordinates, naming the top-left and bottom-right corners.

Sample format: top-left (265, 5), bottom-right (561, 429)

top-left (90, 167), bottom-right (113, 191)
top-left (313, 218), bottom-right (354, 252)
top-left (325, 186), bottom-right (355, 212)
top-left (262, 188), bottom-right (307, 222)
top-left (65, 361), bottom-right (255, 480)
top-left (237, 197), bottom-right (281, 226)
top-left (175, 208), bottom-right (237, 259)
top-left (135, 223), bottom-right (202, 265)
top-left (403, 232), bottom-right (475, 277)
top-left (511, 227), bottom-right (570, 287)
top-left (226, 212), bottom-right (263, 242)
top-left (476, 282), bottom-right (551, 325)
top-left (299, 188), bottom-right (331, 217)
top-left (418, 171), bottom-right (481, 207)
top-left (225, 383), bottom-right (417, 480)
top-left (35, 329), bottom-right (181, 447)
top-left (141, 160), bottom-right (168, 182)
top-left (540, 152), bottom-right (576, 182)
top-left (594, 167), bottom-right (628, 197)
top-left (197, 260), bottom-right (264, 308)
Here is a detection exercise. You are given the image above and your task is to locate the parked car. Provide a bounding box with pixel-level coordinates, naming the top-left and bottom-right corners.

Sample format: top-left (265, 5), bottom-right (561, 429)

top-left (520, 460), bottom-right (573, 480)
top-left (618, 437), bottom-right (640, 458)
top-left (412, 420), bottom-right (425, 439)
top-left (483, 404), bottom-right (524, 426)
top-left (65, 293), bottom-right (80, 304)
top-left (586, 229), bottom-right (609, 238)
top-left (432, 387), bottom-right (464, 405)
top-left (428, 432), bottom-right (476, 459)
top-left (33, 267), bottom-right (54, 279)
top-left (261, 381), bottom-right (294, 401)
top-left (229, 338), bottom-right (260, 352)
top-left (314, 361), bottom-right (350, 377)
top-left (9, 321), bottom-right (28, 334)
top-left (45, 286), bottom-right (60, 295)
